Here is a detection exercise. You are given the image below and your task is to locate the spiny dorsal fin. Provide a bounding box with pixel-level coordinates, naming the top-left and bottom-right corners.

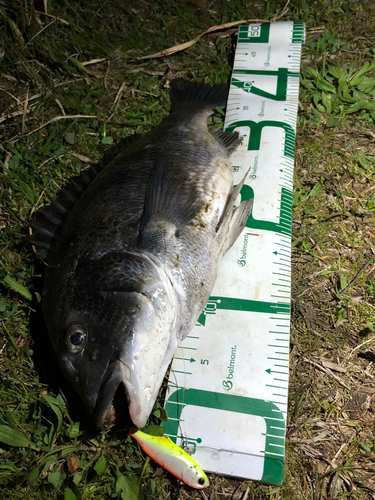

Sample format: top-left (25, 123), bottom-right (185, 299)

top-left (29, 134), bottom-right (141, 259)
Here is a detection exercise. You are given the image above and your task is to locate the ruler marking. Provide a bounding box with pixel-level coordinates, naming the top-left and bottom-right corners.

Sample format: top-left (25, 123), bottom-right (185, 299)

top-left (266, 385), bottom-right (288, 390)
top-left (264, 417), bottom-right (285, 423)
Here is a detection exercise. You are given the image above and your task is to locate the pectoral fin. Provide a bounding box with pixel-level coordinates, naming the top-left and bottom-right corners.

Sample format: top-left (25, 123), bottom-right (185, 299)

top-left (217, 168), bottom-right (253, 254)
top-left (140, 156), bottom-right (203, 233)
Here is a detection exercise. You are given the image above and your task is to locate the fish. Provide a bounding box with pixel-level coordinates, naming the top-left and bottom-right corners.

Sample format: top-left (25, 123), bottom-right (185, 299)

top-left (130, 430), bottom-right (209, 489)
top-left (30, 79), bottom-right (253, 431)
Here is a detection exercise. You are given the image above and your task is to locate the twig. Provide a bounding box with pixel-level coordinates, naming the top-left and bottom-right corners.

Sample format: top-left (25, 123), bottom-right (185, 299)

top-left (136, 19), bottom-right (268, 60)
top-left (107, 81), bottom-right (126, 122)
top-left (347, 336), bottom-right (375, 359)
top-left (23, 19), bottom-right (57, 49)
top-left (200, 490), bottom-right (209, 500)
top-left (29, 189), bottom-right (45, 221)
top-left (82, 58), bottom-right (106, 66)
top-left (113, 82), bottom-right (127, 105)
top-left (36, 154), bottom-right (66, 172)
top-left (10, 20), bottom-right (25, 45)
top-left (271, 0), bottom-right (291, 22)
top-left (35, 10), bottom-right (69, 25)
top-left (23, 114), bottom-right (97, 137)
top-left (22, 87), bottom-right (29, 135)
top-left (242, 486), bottom-right (250, 500)
top-left (55, 78), bottom-right (83, 87)
top-left (0, 109), bottom-right (30, 124)
top-left (55, 98), bottom-right (66, 116)
top-left (3, 152), bottom-right (11, 169)
top-left (303, 357), bottom-right (350, 390)
top-left (340, 252), bottom-right (375, 295)
top-left (363, 183), bottom-right (375, 194)
top-left (0, 88), bottom-right (22, 106)
top-left (231, 481), bottom-right (247, 498)
top-left (131, 89), bottom-right (159, 98)
top-left (327, 442), bottom-right (348, 470)
top-left (104, 60), bottom-right (110, 91)
top-left (29, 189), bottom-right (47, 259)
top-left (70, 152), bottom-right (92, 163)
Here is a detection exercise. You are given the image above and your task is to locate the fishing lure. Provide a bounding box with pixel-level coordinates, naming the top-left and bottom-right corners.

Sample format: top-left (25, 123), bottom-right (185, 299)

top-left (130, 430), bottom-right (209, 489)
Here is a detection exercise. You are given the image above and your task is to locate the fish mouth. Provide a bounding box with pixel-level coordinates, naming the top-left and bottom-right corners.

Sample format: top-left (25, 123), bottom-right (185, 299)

top-left (93, 356), bottom-right (157, 431)
top-left (93, 358), bottom-right (131, 431)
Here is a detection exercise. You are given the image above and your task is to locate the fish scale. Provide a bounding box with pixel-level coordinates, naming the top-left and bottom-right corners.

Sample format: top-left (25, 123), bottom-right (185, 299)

top-left (163, 21), bottom-right (305, 486)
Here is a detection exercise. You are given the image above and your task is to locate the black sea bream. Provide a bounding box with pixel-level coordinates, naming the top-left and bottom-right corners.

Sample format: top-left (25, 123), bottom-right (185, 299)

top-left (31, 79), bottom-right (253, 430)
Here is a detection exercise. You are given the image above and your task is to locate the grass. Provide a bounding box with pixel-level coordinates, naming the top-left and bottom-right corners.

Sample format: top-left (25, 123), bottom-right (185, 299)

top-left (1, 0), bottom-right (375, 498)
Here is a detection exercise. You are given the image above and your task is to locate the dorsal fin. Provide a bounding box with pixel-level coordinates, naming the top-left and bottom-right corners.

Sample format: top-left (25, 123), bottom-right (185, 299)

top-left (29, 134), bottom-right (141, 260)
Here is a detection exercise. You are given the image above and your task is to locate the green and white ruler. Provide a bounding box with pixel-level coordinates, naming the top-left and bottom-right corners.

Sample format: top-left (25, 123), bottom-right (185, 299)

top-left (163, 21), bottom-right (305, 485)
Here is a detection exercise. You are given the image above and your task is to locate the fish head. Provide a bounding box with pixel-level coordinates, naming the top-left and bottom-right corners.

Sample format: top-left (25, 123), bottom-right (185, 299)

top-left (43, 252), bottom-right (178, 431)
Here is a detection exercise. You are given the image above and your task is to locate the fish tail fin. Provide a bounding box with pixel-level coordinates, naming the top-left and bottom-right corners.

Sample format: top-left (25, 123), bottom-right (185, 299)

top-left (170, 79), bottom-right (229, 111)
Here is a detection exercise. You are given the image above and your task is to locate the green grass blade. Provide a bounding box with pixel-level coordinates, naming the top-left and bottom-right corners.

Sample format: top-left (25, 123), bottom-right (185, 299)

top-left (3, 276), bottom-right (32, 301)
top-left (0, 425), bottom-right (39, 450)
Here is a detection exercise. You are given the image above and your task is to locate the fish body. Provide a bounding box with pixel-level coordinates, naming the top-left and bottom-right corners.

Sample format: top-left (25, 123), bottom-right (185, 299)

top-left (33, 79), bottom-right (253, 430)
top-left (130, 430), bottom-right (209, 489)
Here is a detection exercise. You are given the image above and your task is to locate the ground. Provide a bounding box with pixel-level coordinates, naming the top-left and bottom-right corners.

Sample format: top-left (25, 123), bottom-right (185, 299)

top-left (0, 0), bottom-right (375, 499)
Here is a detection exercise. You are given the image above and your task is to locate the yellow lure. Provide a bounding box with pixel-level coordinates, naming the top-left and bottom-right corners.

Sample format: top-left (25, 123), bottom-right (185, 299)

top-left (130, 430), bottom-right (209, 489)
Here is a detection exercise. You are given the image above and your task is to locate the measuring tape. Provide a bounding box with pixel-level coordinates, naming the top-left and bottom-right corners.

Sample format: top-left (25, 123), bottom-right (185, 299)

top-left (163, 21), bottom-right (305, 485)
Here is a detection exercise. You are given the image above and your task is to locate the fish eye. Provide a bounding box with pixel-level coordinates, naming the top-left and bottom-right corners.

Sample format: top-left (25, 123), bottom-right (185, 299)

top-left (198, 477), bottom-right (206, 486)
top-left (66, 325), bottom-right (87, 353)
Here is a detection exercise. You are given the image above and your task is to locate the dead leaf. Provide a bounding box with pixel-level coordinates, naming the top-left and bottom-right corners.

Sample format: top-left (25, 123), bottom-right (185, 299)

top-left (321, 360), bottom-right (347, 373)
top-left (66, 455), bottom-right (80, 474)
